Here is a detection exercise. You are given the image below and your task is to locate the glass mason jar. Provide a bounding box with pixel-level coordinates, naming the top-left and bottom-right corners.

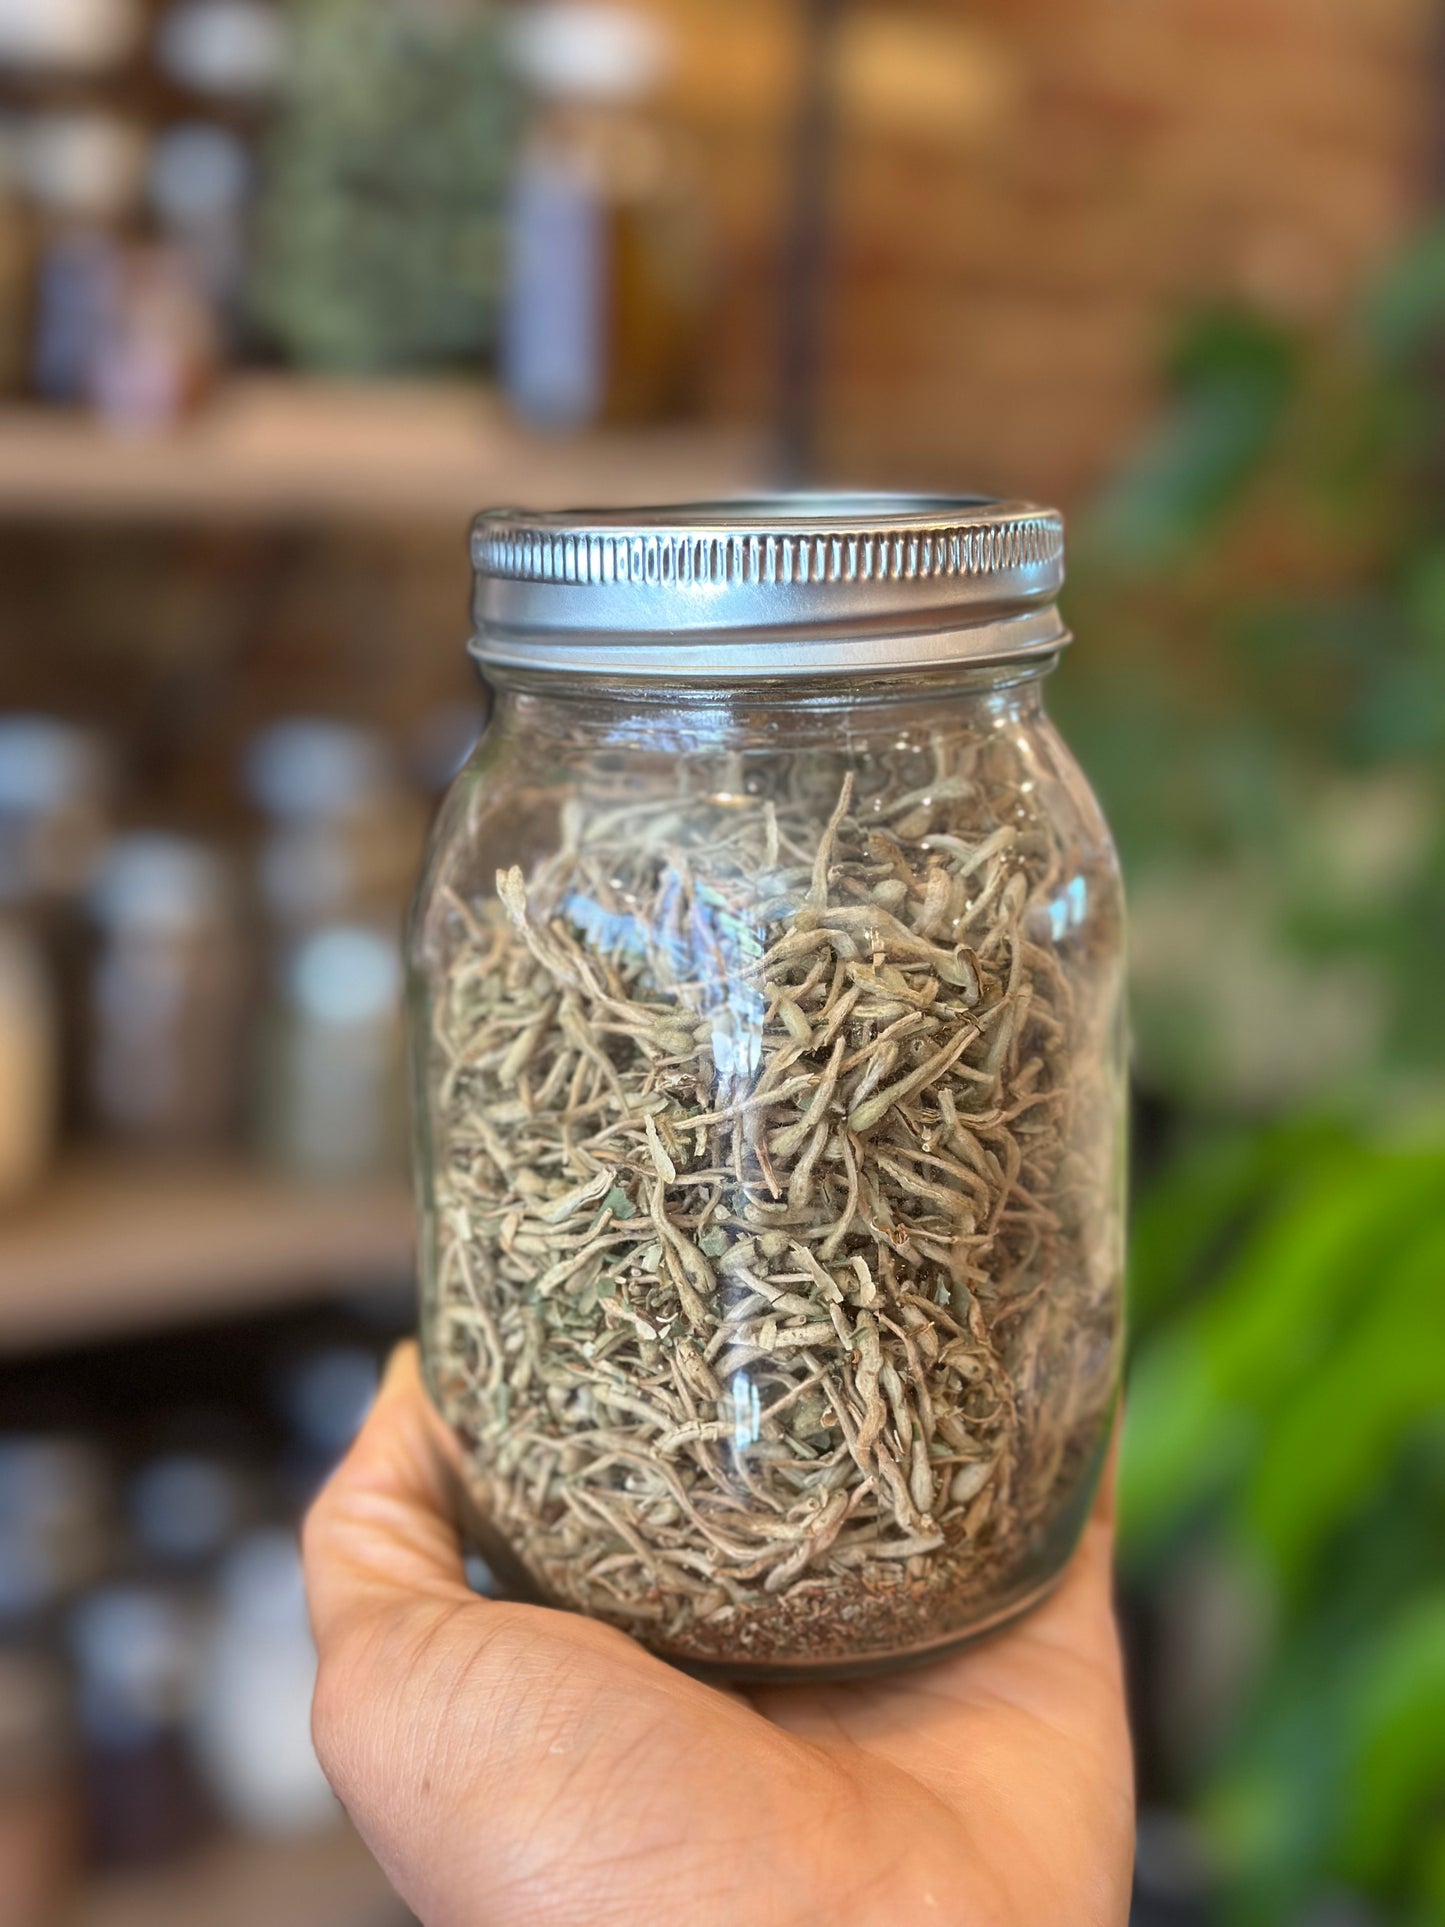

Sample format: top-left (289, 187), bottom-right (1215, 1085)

top-left (410, 497), bottom-right (1126, 1679)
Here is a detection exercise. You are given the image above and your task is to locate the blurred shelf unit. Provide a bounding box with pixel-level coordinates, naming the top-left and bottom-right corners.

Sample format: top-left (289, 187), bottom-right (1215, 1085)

top-left (73, 1822), bottom-right (405, 1927)
top-left (0, 377), bottom-right (767, 526)
top-left (0, 1155), bottom-right (414, 1355)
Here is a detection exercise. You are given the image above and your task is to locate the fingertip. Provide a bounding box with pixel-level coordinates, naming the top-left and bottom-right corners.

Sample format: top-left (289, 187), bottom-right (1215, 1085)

top-left (378, 1337), bottom-right (425, 1400)
top-left (344, 1341), bottom-right (461, 1499)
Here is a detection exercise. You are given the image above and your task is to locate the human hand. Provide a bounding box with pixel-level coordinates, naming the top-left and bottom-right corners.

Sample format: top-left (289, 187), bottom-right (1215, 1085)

top-left (304, 1344), bottom-right (1133, 1927)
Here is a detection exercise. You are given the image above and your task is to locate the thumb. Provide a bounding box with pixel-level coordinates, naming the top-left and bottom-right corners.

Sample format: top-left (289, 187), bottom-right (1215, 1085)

top-left (301, 1343), bottom-right (760, 1927)
top-left (302, 1342), bottom-right (504, 1917)
top-left (302, 1341), bottom-right (476, 1654)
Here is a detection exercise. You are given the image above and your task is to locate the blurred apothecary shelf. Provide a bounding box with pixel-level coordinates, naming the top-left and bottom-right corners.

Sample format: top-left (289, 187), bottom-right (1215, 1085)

top-left (73, 1823), bottom-right (405, 1927)
top-left (0, 378), bottom-right (765, 525)
top-left (0, 1156), bottom-right (413, 1354)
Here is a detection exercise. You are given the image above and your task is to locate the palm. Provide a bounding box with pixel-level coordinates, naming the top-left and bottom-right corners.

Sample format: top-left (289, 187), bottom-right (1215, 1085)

top-left (305, 1347), bottom-right (1133, 1927)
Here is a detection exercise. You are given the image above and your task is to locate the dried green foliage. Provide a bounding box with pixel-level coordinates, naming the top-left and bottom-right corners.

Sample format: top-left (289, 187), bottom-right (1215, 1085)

top-left (249, 0), bottom-right (515, 374)
top-left (422, 728), bottom-right (1122, 1670)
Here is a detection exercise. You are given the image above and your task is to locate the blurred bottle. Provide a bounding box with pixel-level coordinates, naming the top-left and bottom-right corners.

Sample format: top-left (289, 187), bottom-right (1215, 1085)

top-left (126, 1453), bottom-right (251, 1579)
top-left (244, 720), bottom-right (420, 1180)
top-left (0, 0), bottom-right (141, 75)
top-left (0, 723), bottom-right (78, 1201)
top-left (155, 0), bottom-right (287, 101)
top-left (0, 1437), bottom-right (108, 1916)
top-left (244, 718), bottom-right (422, 932)
top-left (0, 127), bottom-right (37, 401)
top-left (275, 1344), bottom-right (380, 1501)
top-left (0, 1649), bottom-right (79, 1927)
top-left (0, 1438), bottom-right (116, 1635)
top-left (0, 717), bottom-right (111, 911)
top-left (147, 121), bottom-right (253, 342)
top-left (17, 24), bottom-right (223, 426)
top-left (501, 2), bottom-right (707, 429)
top-left (189, 1531), bottom-right (336, 1836)
top-left (86, 834), bottom-right (248, 1153)
top-left (88, 240), bottom-right (219, 433)
top-left (0, 717), bottom-right (112, 1154)
top-left (68, 1586), bottom-right (212, 1868)
top-left (259, 922), bottom-right (406, 1181)
top-left (0, 918), bottom-right (56, 1208)
top-left (24, 113), bottom-right (147, 404)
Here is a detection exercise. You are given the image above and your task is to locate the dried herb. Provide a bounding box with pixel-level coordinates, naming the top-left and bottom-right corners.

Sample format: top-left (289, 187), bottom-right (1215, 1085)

top-left (421, 721), bottom-right (1122, 1670)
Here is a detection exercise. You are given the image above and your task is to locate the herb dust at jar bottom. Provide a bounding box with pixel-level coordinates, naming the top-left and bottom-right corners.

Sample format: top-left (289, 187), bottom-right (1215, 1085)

top-left (410, 496), bottom-right (1126, 1680)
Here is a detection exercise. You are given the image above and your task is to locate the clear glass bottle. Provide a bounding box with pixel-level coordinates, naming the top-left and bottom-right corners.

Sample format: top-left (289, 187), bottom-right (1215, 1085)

top-left (500, 2), bottom-right (707, 429)
top-left (409, 497), bottom-right (1126, 1679)
top-left (0, 717), bottom-right (112, 1144)
top-left (0, 911), bottom-right (57, 1206)
top-left (244, 720), bottom-right (420, 1181)
top-left (86, 834), bottom-right (246, 1153)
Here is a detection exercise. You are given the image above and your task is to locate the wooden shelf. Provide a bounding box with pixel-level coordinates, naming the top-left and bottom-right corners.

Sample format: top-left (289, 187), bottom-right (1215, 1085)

top-left (70, 1823), bottom-right (407, 1927)
top-left (0, 378), bottom-right (768, 527)
top-left (0, 1155), bottom-right (414, 1355)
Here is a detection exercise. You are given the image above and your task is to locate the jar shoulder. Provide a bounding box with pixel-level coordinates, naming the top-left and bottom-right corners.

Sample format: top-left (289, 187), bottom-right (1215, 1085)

top-left (413, 695), bottom-right (1122, 969)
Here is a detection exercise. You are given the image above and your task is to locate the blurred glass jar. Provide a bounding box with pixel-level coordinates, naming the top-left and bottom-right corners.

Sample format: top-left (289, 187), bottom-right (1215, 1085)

top-left (0, 718), bottom-right (112, 1155)
top-left (68, 1586), bottom-right (211, 1869)
top-left (255, 922), bottom-right (405, 1180)
top-left (86, 834), bottom-right (247, 1152)
top-left (410, 498), bottom-right (1127, 1679)
top-left (500, 2), bottom-right (707, 429)
top-left (147, 122), bottom-right (253, 335)
top-left (244, 718), bottom-right (423, 935)
top-left (155, 0), bottom-right (287, 99)
top-left (0, 1438), bottom-right (116, 1634)
top-left (0, 0), bottom-right (141, 73)
top-left (0, 915), bottom-right (57, 1207)
top-left (0, 718), bottom-right (111, 910)
top-left (190, 1532), bottom-right (336, 1837)
top-left (0, 128), bottom-right (37, 401)
top-left (24, 113), bottom-right (148, 404)
top-left (0, 1648), bottom-right (78, 1927)
top-left (245, 721), bottom-right (419, 1179)
top-left (275, 1344), bottom-right (381, 1499)
top-left (0, 1440), bottom-right (110, 1913)
top-left (126, 1453), bottom-right (251, 1578)
top-left (88, 240), bottom-right (219, 433)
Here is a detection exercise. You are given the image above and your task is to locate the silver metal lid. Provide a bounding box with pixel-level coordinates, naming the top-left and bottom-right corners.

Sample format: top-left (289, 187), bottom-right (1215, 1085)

top-left (469, 494), bottom-right (1067, 679)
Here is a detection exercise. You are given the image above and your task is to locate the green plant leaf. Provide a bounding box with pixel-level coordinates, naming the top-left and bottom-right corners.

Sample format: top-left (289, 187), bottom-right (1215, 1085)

top-left (1128, 1117), bottom-right (1342, 1330)
top-left (1366, 220), bottom-right (1445, 366)
top-left (1339, 1590), bottom-right (1445, 1885)
top-left (1121, 1143), bottom-right (1445, 1554)
top-left (1243, 1220), bottom-right (1445, 1586)
top-left (1083, 308), bottom-right (1301, 569)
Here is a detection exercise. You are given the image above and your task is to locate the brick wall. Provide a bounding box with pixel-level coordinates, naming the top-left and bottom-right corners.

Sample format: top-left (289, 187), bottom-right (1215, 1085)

top-left (644, 0), bottom-right (1438, 504)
